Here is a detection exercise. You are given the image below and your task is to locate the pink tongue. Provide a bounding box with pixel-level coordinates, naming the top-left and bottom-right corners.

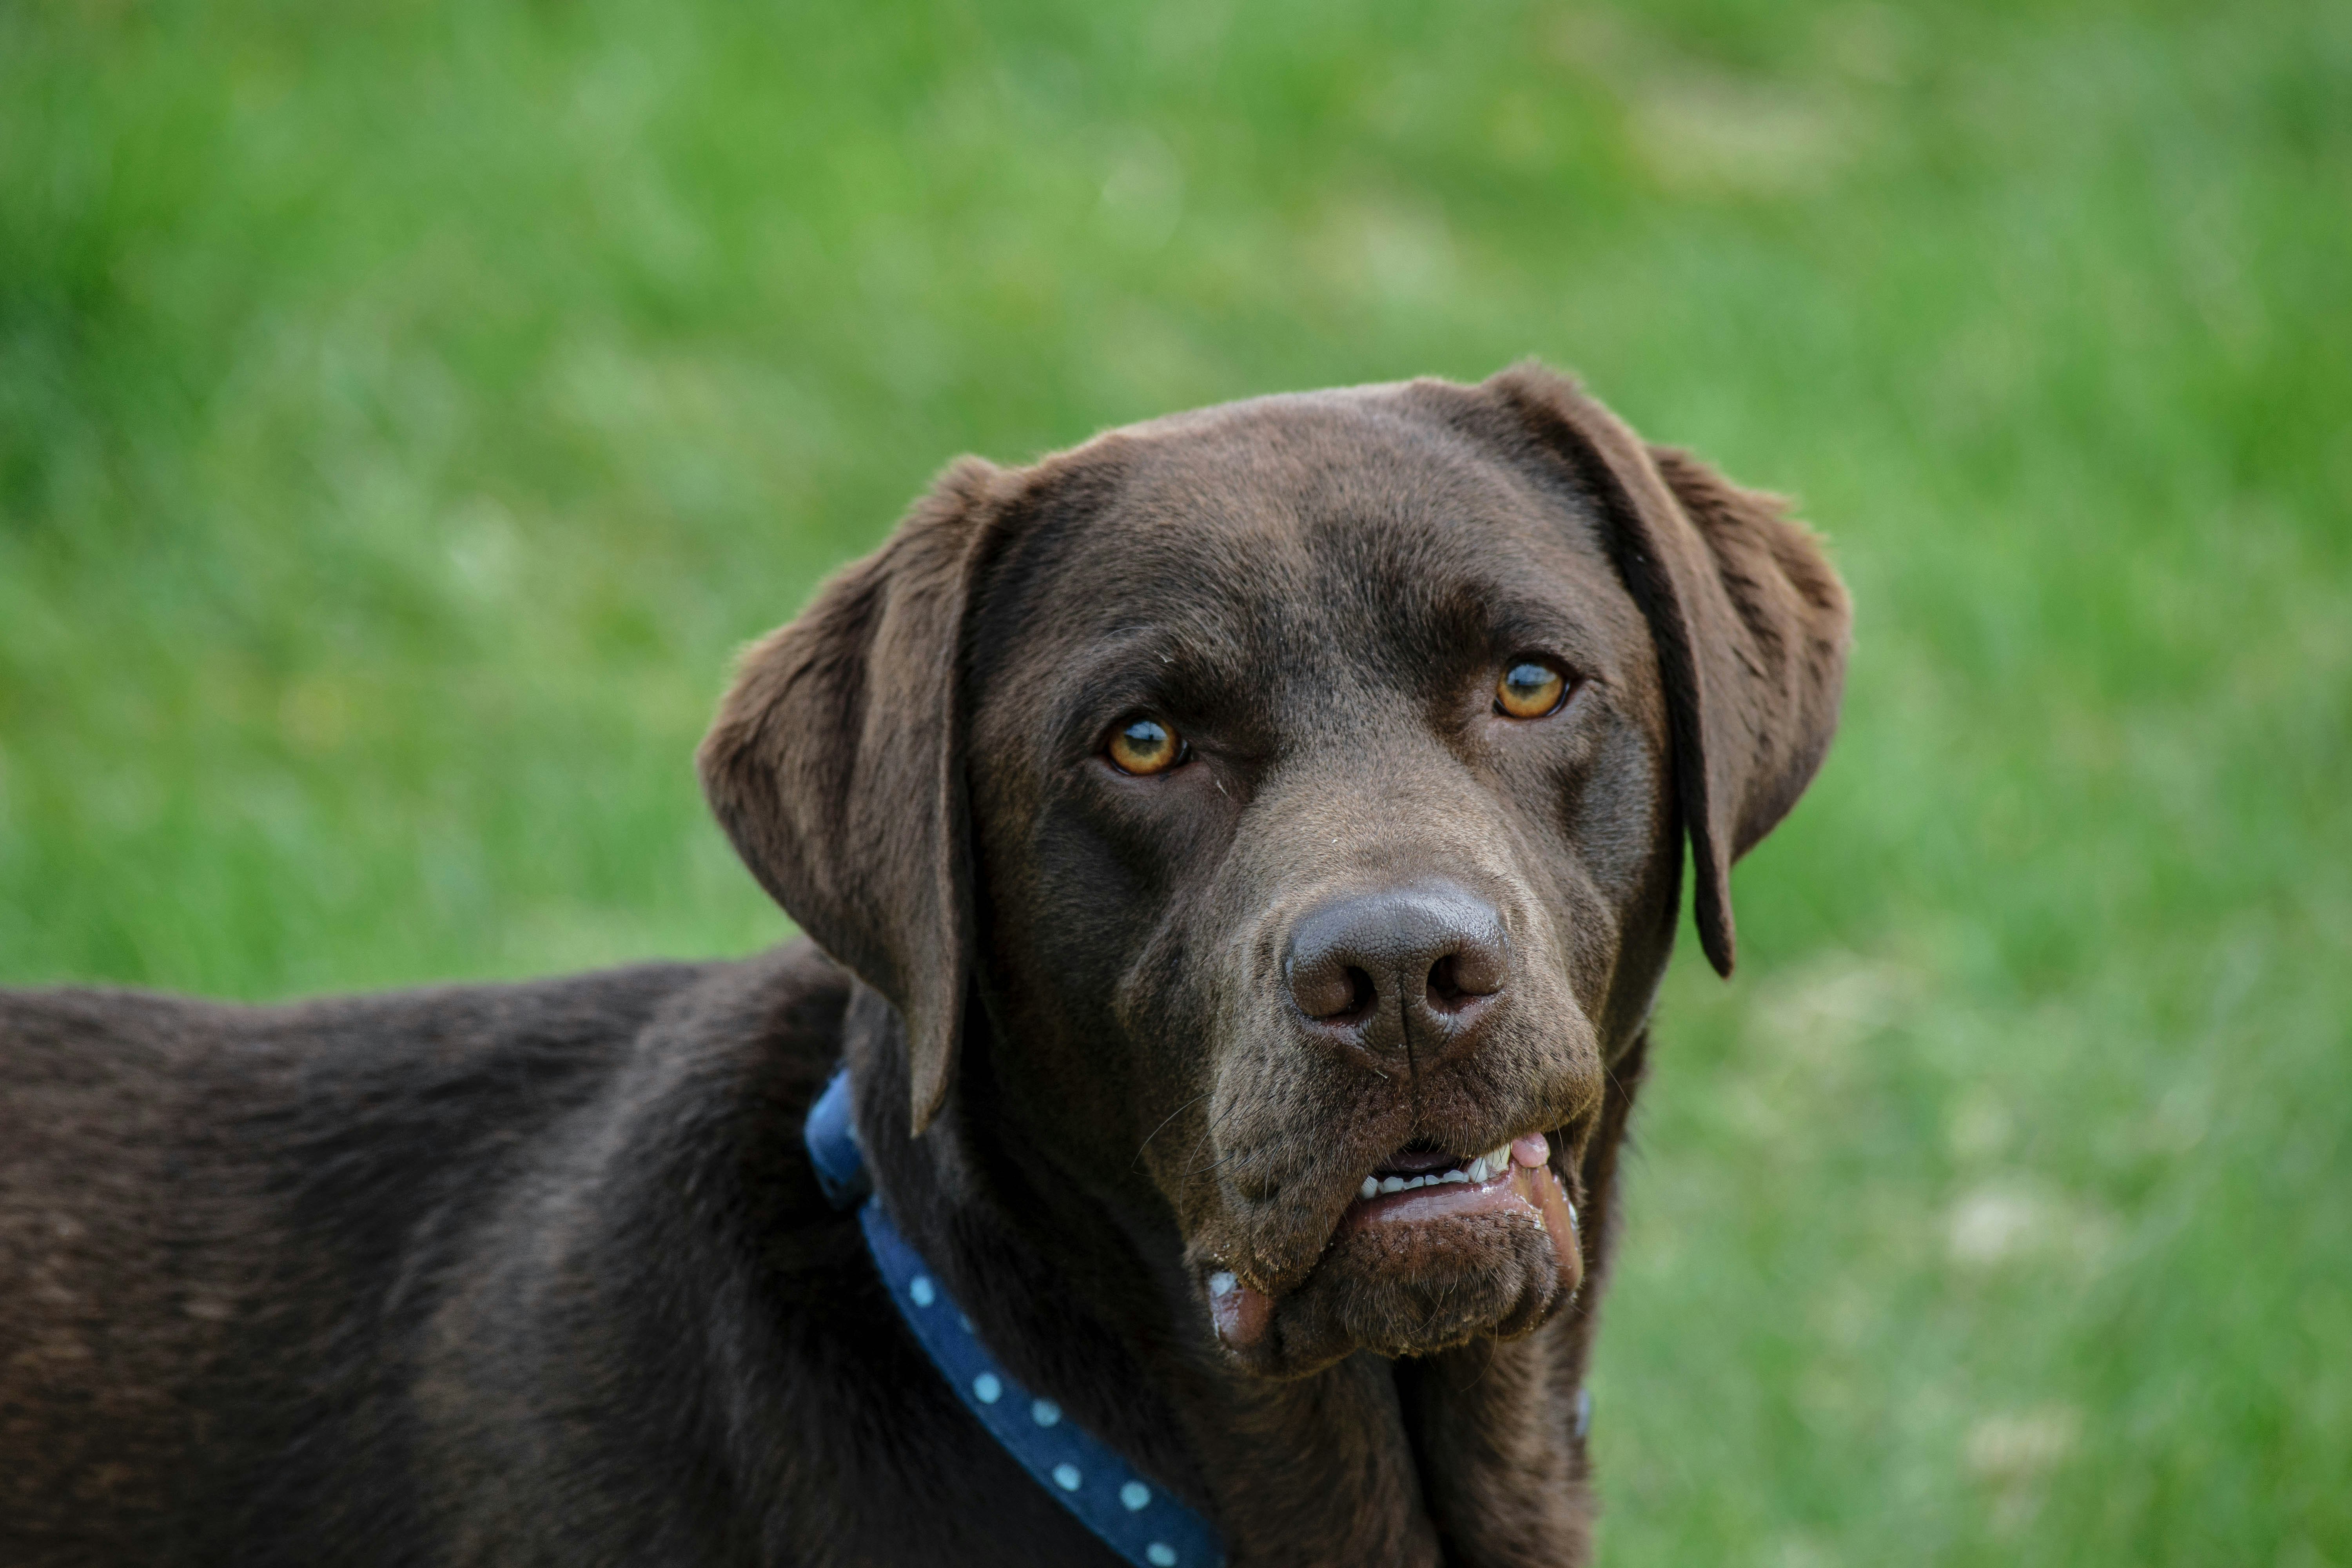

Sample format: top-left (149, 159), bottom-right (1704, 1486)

top-left (1500, 1132), bottom-right (1583, 1300)
top-left (1524, 1160), bottom-right (1583, 1297)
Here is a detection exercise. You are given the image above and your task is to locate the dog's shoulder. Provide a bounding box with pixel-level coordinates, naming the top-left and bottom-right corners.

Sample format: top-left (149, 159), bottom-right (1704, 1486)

top-left (0, 942), bottom-right (861, 1564)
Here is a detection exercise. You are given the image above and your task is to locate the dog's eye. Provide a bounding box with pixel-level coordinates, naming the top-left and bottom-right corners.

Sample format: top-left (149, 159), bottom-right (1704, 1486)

top-left (1495, 658), bottom-right (1570, 720)
top-left (1107, 715), bottom-right (1185, 775)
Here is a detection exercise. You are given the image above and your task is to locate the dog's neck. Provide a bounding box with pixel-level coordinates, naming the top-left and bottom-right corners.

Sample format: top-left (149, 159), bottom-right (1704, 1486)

top-left (842, 984), bottom-right (1615, 1568)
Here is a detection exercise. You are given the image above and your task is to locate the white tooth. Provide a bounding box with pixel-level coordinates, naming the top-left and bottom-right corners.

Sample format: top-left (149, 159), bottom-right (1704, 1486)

top-left (1488, 1145), bottom-right (1511, 1171)
top-left (1468, 1156), bottom-right (1491, 1182)
top-left (1361, 1177), bottom-right (1379, 1201)
top-left (1441, 1169), bottom-right (1469, 1184)
top-left (1380, 1176), bottom-right (1406, 1194)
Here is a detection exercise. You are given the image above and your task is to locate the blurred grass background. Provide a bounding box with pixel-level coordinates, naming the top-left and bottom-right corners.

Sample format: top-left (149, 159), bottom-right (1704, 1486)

top-left (3, 0), bottom-right (2347, 1559)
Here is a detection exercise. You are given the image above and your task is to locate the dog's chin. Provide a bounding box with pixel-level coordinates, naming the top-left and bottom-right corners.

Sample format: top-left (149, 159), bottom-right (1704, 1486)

top-left (1212, 1161), bottom-right (1584, 1378)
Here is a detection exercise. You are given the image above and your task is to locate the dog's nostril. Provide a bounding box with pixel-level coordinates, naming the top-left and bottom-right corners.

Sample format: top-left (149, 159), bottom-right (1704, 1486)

top-left (1292, 960), bottom-right (1378, 1023)
top-left (1425, 946), bottom-right (1504, 1013)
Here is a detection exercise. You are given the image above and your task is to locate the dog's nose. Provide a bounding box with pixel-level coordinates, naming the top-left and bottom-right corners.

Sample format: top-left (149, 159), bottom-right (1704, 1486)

top-left (1284, 882), bottom-right (1508, 1064)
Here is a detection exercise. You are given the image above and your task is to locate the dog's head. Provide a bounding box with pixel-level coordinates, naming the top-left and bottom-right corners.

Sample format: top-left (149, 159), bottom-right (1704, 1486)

top-left (701, 365), bottom-right (1848, 1376)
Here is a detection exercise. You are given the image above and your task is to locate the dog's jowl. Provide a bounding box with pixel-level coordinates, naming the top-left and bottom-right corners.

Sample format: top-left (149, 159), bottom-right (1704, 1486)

top-left (1, 365), bottom-right (1849, 1567)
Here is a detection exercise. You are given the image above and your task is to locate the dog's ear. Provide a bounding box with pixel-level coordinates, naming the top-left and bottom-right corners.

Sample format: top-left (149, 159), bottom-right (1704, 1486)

top-left (1481, 364), bottom-right (1851, 976)
top-left (699, 458), bottom-right (1001, 1131)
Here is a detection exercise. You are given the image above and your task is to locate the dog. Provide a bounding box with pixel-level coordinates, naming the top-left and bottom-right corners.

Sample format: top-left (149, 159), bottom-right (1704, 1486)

top-left (0, 363), bottom-right (1848, 1566)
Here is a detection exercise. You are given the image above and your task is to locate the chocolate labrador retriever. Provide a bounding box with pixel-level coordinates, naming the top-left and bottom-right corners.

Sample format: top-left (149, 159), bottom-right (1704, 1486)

top-left (0, 364), bottom-right (1848, 1566)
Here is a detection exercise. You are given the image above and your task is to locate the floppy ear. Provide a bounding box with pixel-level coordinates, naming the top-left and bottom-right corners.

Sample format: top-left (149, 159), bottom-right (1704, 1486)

top-left (698, 457), bottom-right (1001, 1131)
top-left (1483, 364), bottom-right (1851, 976)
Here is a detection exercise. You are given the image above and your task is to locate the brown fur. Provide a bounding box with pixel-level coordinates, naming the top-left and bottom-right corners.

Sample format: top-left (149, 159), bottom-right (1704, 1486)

top-left (1, 365), bottom-right (1847, 1566)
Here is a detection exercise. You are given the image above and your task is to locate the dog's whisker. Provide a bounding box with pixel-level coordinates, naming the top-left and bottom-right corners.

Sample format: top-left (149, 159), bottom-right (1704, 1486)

top-left (1132, 1090), bottom-right (1212, 1170)
top-left (1180, 1145), bottom-right (1248, 1178)
top-left (1459, 1335), bottom-right (1499, 1391)
top-left (1174, 1096), bottom-right (1262, 1178)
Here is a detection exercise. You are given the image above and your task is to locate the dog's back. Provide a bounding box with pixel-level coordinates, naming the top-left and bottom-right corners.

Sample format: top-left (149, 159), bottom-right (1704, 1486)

top-left (0, 958), bottom-right (765, 1565)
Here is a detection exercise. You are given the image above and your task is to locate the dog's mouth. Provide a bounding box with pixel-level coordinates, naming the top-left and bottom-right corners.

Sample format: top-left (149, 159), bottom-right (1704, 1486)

top-left (1345, 1135), bottom-right (1555, 1210)
top-left (1341, 1132), bottom-right (1576, 1240)
top-left (1205, 1127), bottom-right (1583, 1364)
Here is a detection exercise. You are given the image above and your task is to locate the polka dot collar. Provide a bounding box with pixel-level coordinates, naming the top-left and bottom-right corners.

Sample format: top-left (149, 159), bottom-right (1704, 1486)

top-left (808, 1068), bottom-right (1227, 1568)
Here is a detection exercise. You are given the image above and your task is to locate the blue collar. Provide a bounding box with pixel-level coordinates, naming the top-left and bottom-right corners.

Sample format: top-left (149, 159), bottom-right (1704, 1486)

top-left (805, 1068), bottom-right (1226, 1568)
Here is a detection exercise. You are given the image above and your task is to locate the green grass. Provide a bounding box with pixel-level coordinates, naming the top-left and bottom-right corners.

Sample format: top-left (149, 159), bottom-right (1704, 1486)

top-left (3, 0), bottom-right (2346, 1559)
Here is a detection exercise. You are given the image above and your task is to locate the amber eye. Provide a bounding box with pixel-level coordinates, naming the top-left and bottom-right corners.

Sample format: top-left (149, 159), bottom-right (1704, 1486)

top-left (1107, 715), bottom-right (1184, 775)
top-left (1495, 658), bottom-right (1570, 719)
